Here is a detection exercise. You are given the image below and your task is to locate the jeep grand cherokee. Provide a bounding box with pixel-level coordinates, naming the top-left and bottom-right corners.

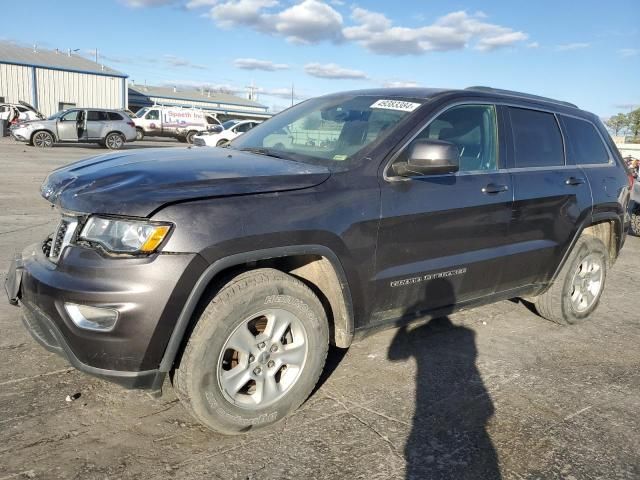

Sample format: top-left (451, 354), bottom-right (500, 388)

top-left (5, 87), bottom-right (632, 434)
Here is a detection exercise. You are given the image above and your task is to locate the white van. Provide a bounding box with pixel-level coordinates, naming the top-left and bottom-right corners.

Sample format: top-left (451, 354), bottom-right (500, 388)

top-left (133, 106), bottom-right (221, 143)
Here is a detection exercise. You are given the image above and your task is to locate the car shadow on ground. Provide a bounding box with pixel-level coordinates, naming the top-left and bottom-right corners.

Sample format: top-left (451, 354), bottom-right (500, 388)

top-left (388, 279), bottom-right (501, 480)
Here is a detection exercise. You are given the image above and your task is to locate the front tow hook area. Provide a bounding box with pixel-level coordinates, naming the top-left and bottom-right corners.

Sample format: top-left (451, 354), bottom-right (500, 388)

top-left (4, 254), bottom-right (24, 306)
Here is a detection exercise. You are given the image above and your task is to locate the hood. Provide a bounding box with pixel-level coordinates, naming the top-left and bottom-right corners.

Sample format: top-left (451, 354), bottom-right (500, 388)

top-left (41, 147), bottom-right (331, 217)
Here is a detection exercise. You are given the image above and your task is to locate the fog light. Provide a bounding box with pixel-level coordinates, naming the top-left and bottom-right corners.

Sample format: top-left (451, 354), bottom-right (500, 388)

top-left (64, 303), bottom-right (118, 332)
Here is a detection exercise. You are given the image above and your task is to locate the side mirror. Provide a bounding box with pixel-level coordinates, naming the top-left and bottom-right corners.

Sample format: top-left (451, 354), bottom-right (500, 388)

top-left (395, 140), bottom-right (460, 176)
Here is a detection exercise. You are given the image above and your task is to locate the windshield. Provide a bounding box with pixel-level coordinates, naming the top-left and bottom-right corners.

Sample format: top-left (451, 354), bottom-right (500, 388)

top-left (230, 95), bottom-right (422, 170)
top-left (47, 111), bottom-right (65, 120)
top-left (135, 108), bottom-right (149, 118)
top-left (222, 120), bottom-right (240, 130)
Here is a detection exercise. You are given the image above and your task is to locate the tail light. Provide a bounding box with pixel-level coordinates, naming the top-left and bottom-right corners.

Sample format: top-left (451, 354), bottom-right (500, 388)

top-left (127, 121), bottom-right (135, 127)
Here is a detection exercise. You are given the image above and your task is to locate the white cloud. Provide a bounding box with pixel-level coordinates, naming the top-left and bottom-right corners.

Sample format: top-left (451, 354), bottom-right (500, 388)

top-left (526, 41), bottom-right (539, 48)
top-left (556, 42), bottom-right (590, 51)
top-left (343, 9), bottom-right (528, 55)
top-left (163, 54), bottom-right (208, 69)
top-left (619, 48), bottom-right (639, 57)
top-left (234, 58), bottom-right (289, 70)
top-left (132, 2), bottom-right (529, 55)
top-left (304, 62), bottom-right (368, 79)
top-left (210, 0), bottom-right (343, 44)
top-left (382, 80), bottom-right (421, 88)
top-left (186, 0), bottom-right (218, 8)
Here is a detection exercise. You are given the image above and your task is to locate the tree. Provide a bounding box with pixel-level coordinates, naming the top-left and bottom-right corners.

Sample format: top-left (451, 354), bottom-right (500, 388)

top-left (627, 108), bottom-right (640, 140)
top-left (605, 113), bottom-right (629, 136)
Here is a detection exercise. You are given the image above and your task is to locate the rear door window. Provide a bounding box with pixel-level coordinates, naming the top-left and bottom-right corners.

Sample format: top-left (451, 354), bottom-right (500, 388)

top-left (560, 116), bottom-right (610, 165)
top-left (509, 107), bottom-right (564, 168)
top-left (87, 110), bottom-right (108, 121)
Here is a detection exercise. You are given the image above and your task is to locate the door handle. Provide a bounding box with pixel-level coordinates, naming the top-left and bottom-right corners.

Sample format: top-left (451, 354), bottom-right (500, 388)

top-left (482, 183), bottom-right (509, 194)
top-left (565, 177), bottom-right (585, 186)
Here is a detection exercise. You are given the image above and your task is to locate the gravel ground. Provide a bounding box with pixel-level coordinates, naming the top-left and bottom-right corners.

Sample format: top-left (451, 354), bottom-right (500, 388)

top-left (0, 136), bottom-right (638, 480)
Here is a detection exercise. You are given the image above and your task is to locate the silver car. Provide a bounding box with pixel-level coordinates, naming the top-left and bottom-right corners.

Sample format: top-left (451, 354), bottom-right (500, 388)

top-left (10, 108), bottom-right (137, 149)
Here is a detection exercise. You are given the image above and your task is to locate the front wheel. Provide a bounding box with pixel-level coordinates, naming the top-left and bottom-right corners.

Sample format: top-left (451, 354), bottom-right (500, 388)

top-left (216, 139), bottom-right (229, 147)
top-left (173, 268), bottom-right (329, 434)
top-left (135, 128), bottom-right (144, 141)
top-left (104, 132), bottom-right (125, 150)
top-left (32, 131), bottom-right (54, 148)
top-left (533, 236), bottom-right (608, 325)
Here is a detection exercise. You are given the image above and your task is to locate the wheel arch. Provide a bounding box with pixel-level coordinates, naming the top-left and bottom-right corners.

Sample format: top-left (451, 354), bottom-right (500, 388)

top-left (159, 245), bottom-right (355, 373)
top-left (30, 129), bottom-right (57, 143)
top-left (550, 212), bottom-right (623, 284)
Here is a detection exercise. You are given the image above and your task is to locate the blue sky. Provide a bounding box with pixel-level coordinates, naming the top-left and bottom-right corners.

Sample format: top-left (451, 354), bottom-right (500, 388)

top-left (3, 0), bottom-right (639, 115)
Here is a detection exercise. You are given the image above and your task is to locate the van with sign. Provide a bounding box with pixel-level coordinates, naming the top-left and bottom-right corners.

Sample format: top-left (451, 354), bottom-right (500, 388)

top-left (133, 105), bottom-right (221, 143)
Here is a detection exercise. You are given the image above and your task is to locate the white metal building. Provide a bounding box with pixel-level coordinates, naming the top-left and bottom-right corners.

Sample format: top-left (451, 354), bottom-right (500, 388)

top-left (128, 84), bottom-right (270, 122)
top-left (0, 42), bottom-right (127, 117)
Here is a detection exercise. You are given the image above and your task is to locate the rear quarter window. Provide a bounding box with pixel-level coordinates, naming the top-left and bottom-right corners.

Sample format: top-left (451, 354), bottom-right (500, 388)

top-left (107, 112), bottom-right (125, 121)
top-left (509, 107), bottom-right (564, 168)
top-left (560, 116), bottom-right (610, 165)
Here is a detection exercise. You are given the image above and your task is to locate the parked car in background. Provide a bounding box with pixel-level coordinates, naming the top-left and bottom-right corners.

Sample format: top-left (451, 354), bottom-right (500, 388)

top-left (5, 87), bottom-right (631, 435)
top-left (10, 108), bottom-right (136, 149)
top-left (133, 105), bottom-right (221, 143)
top-left (193, 120), bottom-right (262, 147)
top-left (0, 101), bottom-right (44, 123)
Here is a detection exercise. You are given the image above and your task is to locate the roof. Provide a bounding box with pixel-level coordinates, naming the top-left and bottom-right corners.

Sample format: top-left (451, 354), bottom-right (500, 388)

top-left (325, 87), bottom-right (581, 112)
top-left (129, 84), bottom-right (267, 109)
top-left (0, 41), bottom-right (126, 77)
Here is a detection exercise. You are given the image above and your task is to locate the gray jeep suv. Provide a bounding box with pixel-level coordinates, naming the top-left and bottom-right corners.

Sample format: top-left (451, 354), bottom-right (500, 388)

top-left (5, 87), bottom-right (633, 434)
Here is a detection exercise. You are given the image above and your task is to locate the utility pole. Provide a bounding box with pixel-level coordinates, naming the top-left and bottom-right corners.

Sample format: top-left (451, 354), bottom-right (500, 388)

top-left (95, 48), bottom-right (98, 63)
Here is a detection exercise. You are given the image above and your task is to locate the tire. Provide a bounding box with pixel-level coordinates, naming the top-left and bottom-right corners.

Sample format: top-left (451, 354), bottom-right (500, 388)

top-left (104, 132), bottom-right (125, 150)
top-left (177, 137), bottom-right (188, 143)
top-left (631, 207), bottom-right (640, 236)
top-left (173, 268), bottom-right (329, 434)
top-left (186, 131), bottom-right (197, 144)
top-left (533, 236), bottom-right (608, 325)
top-left (135, 128), bottom-right (144, 141)
top-left (32, 130), bottom-right (54, 148)
top-left (217, 139), bottom-right (229, 147)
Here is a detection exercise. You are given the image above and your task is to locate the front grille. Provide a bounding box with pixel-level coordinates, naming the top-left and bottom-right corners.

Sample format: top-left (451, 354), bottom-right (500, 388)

top-left (48, 217), bottom-right (78, 262)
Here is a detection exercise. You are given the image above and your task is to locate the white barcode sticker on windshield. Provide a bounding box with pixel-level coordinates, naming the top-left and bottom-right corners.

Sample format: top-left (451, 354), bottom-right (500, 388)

top-left (370, 99), bottom-right (421, 112)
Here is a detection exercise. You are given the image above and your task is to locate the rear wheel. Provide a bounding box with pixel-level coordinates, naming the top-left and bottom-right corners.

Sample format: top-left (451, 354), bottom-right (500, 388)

top-left (533, 236), bottom-right (608, 325)
top-left (32, 131), bottom-right (54, 148)
top-left (104, 132), bottom-right (125, 150)
top-left (186, 131), bottom-right (197, 144)
top-left (173, 268), bottom-right (329, 434)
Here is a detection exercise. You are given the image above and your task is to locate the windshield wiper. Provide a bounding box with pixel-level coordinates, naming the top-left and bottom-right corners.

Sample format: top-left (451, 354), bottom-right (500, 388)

top-left (237, 147), bottom-right (287, 159)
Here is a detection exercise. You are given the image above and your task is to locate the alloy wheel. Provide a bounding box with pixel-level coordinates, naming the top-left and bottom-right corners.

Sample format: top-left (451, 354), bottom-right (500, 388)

top-left (569, 253), bottom-right (604, 313)
top-left (217, 308), bottom-right (308, 409)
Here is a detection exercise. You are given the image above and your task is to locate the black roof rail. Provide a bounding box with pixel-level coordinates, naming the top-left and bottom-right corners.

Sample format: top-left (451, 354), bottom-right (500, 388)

top-left (465, 86), bottom-right (578, 109)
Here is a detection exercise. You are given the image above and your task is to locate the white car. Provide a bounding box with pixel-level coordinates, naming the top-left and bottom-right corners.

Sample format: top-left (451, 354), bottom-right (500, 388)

top-left (192, 120), bottom-right (261, 147)
top-left (0, 101), bottom-right (44, 123)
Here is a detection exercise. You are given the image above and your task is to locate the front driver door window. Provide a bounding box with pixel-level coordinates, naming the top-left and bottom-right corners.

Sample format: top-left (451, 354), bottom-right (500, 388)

top-left (372, 104), bottom-right (513, 323)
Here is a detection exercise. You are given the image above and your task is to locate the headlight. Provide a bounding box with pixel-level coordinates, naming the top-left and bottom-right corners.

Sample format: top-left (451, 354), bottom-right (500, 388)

top-left (79, 216), bottom-right (171, 254)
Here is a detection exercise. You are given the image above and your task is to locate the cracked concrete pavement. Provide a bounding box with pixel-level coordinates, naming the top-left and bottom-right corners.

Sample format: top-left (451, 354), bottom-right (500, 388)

top-left (0, 137), bottom-right (638, 479)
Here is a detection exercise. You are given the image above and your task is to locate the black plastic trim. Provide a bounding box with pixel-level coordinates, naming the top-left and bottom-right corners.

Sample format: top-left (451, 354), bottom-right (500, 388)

top-left (158, 244), bottom-right (355, 372)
